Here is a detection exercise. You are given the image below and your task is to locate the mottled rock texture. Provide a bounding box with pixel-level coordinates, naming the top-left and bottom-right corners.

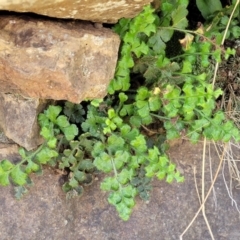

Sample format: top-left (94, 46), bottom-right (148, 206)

top-left (0, 141), bottom-right (240, 240)
top-left (0, 16), bottom-right (120, 103)
top-left (0, 0), bottom-right (152, 23)
top-left (0, 93), bottom-right (48, 150)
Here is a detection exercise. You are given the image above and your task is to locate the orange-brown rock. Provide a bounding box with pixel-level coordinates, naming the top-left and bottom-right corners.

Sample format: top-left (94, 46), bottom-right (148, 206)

top-left (0, 16), bottom-right (120, 103)
top-left (0, 0), bottom-right (152, 23)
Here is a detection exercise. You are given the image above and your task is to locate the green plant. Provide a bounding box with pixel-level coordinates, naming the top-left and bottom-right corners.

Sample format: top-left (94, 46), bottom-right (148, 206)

top-left (0, 105), bottom-right (84, 198)
top-left (1, 0), bottom-right (240, 221)
top-left (196, 0), bottom-right (222, 20)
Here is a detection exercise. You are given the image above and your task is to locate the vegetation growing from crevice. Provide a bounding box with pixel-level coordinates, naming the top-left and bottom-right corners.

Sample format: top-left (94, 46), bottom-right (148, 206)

top-left (0, 0), bottom-right (240, 221)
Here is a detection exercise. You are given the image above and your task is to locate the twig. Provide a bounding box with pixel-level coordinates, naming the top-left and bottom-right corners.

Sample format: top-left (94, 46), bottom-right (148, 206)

top-left (179, 143), bottom-right (227, 240)
top-left (201, 138), bottom-right (215, 240)
top-left (208, 142), bottom-right (217, 209)
top-left (193, 166), bottom-right (201, 205)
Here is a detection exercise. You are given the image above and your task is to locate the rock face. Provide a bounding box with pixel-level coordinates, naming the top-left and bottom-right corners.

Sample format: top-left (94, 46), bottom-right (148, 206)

top-left (0, 16), bottom-right (120, 103)
top-left (0, 93), bottom-right (49, 150)
top-left (0, 141), bottom-right (240, 239)
top-left (0, 0), bottom-right (152, 23)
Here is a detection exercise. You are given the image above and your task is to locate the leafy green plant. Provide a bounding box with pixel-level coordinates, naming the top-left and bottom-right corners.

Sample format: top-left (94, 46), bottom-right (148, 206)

top-left (1, 0), bottom-right (240, 222)
top-left (0, 105), bottom-right (82, 198)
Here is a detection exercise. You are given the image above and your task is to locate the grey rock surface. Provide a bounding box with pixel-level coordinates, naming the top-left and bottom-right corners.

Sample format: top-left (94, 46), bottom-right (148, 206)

top-left (0, 93), bottom-right (48, 151)
top-left (0, 140), bottom-right (240, 240)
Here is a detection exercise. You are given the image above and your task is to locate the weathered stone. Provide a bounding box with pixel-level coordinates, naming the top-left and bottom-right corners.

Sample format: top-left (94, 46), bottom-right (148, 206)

top-left (0, 16), bottom-right (120, 103)
top-left (0, 0), bottom-right (152, 23)
top-left (0, 143), bottom-right (21, 163)
top-left (0, 141), bottom-right (240, 239)
top-left (0, 93), bottom-right (49, 150)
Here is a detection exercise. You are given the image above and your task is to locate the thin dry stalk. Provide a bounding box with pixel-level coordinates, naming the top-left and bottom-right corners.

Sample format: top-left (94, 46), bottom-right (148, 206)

top-left (193, 166), bottom-right (201, 205)
top-left (179, 144), bottom-right (227, 240)
top-left (208, 143), bottom-right (217, 209)
top-left (201, 138), bottom-right (215, 240)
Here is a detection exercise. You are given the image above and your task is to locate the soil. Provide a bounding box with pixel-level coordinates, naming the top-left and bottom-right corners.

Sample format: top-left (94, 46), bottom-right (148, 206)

top-left (0, 140), bottom-right (240, 240)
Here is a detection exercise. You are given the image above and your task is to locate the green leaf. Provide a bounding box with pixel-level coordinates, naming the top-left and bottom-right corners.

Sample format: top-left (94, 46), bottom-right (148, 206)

top-left (130, 135), bottom-right (147, 153)
top-left (69, 177), bottom-right (79, 188)
top-left (181, 60), bottom-right (192, 73)
top-left (156, 171), bottom-right (166, 180)
top-left (14, 186), bottom-right (28, 199)
top-left (116, 202), bottom-right (132, 221)
top-left (171, 5), bottom-right (188, 29)
top-left (90, 98), bottom-right (103, 107)
top-left (25, 160), bottom-right (40, 174)
top-left (47, 137), bottom-right (57, 149)
top-left (38, 113), bottom-right (50, 128)
top-left (120, 125), bottom-right (139, 141)
top-left (132, 41), bottom-right (149, 58)
top-left (92, 141), bottom-right (105, 157)
top-left (40, 126), bottom-right (52, 140)
top-left (196, 0), bottom-right (222, 19)
top-left (79, 160), bottom-right (95, 171)
top-left (18, 148), bottom-right (26, 159)
top-left (107, 135), bottom-right (125, 153)
top-left (108, 109), bottom-right (116, 119)
top-left (10, 166), bottom-right (27, 186)
top-left (94, 152), bottom-right (112, 173)
top-left (101, 177), bottom-right (119, 191)
top-left (130, 115), bottom-right (142, 128)
top-left (122, 185), bottom-right (137, 198)
top-left (136, 87), bottom-right (150, 100)
top-left (118, 169), bottom-right (134, 185)
top-left (114, 151), bottom-right (129, 170)
top-left (56, 115), bottom-right (70, 128)
top-left (123, 196), bottom-right (135, 208)
top-left (148, 146), bottom-right (160, 163)
top-left (174, 172), bottom-right (184, 183)
top-left (148, 96), bottom-right (161, 111)
top-left (45, 105), bottom-right (62, 122)
top-left (136, 100), bottom-right (150, 117)
top-left (0, 171), bottom-right (10, 186)
top-left (119, 92), bottom-right (128, 103)
top-left (145, 163), bottom-right (159, 177)
top-left (166, 174), bottom-right (174, 183)
top-left (1, 159), bottom-right (13, 171)
top-left (62, 124), bottom-right (78, 141)
top-left (36, 148), bottom-right (58, 164)
top-left (74, 171), bottom-right (86, 182)
top-left (108, 192), bottom-right (122, 206)
top-left (120, 104), bottom-right (133, 117)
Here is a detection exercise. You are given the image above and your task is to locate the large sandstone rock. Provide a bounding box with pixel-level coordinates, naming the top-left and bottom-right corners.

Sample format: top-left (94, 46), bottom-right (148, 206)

top-left (0, 0), bottom-right (152, 23)
top-left (0, 93), bottom-right (49, 150)
top-left (0, 16), bottom-right (120, 103)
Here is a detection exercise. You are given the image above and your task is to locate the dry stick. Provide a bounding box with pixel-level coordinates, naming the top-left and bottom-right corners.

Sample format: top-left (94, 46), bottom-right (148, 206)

top-left (193, 166), bottom-right (201, 205)
top-left (179, 144), bottom-right (227, 240)
top-left (201, 138), bottom-right (215, 240)
top-left (208, 142), bottom-right (217, 209)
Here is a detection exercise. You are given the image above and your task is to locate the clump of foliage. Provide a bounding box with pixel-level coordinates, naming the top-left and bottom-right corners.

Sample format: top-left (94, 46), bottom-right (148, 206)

top-left (1, 0), bottom-right (240, 221)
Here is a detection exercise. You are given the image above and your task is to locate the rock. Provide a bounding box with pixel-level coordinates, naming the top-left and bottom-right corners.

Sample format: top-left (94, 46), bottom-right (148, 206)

top-left (0, 141), bottom-right (240, 239)
top-left (0, 93), bottom-right (49, 151)
top-left (0, 143), bottom-right (21, 163)
top-left (0, 16), bottom-right (120, 103)
top-left (0, 0), bottom-right (152, 23)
